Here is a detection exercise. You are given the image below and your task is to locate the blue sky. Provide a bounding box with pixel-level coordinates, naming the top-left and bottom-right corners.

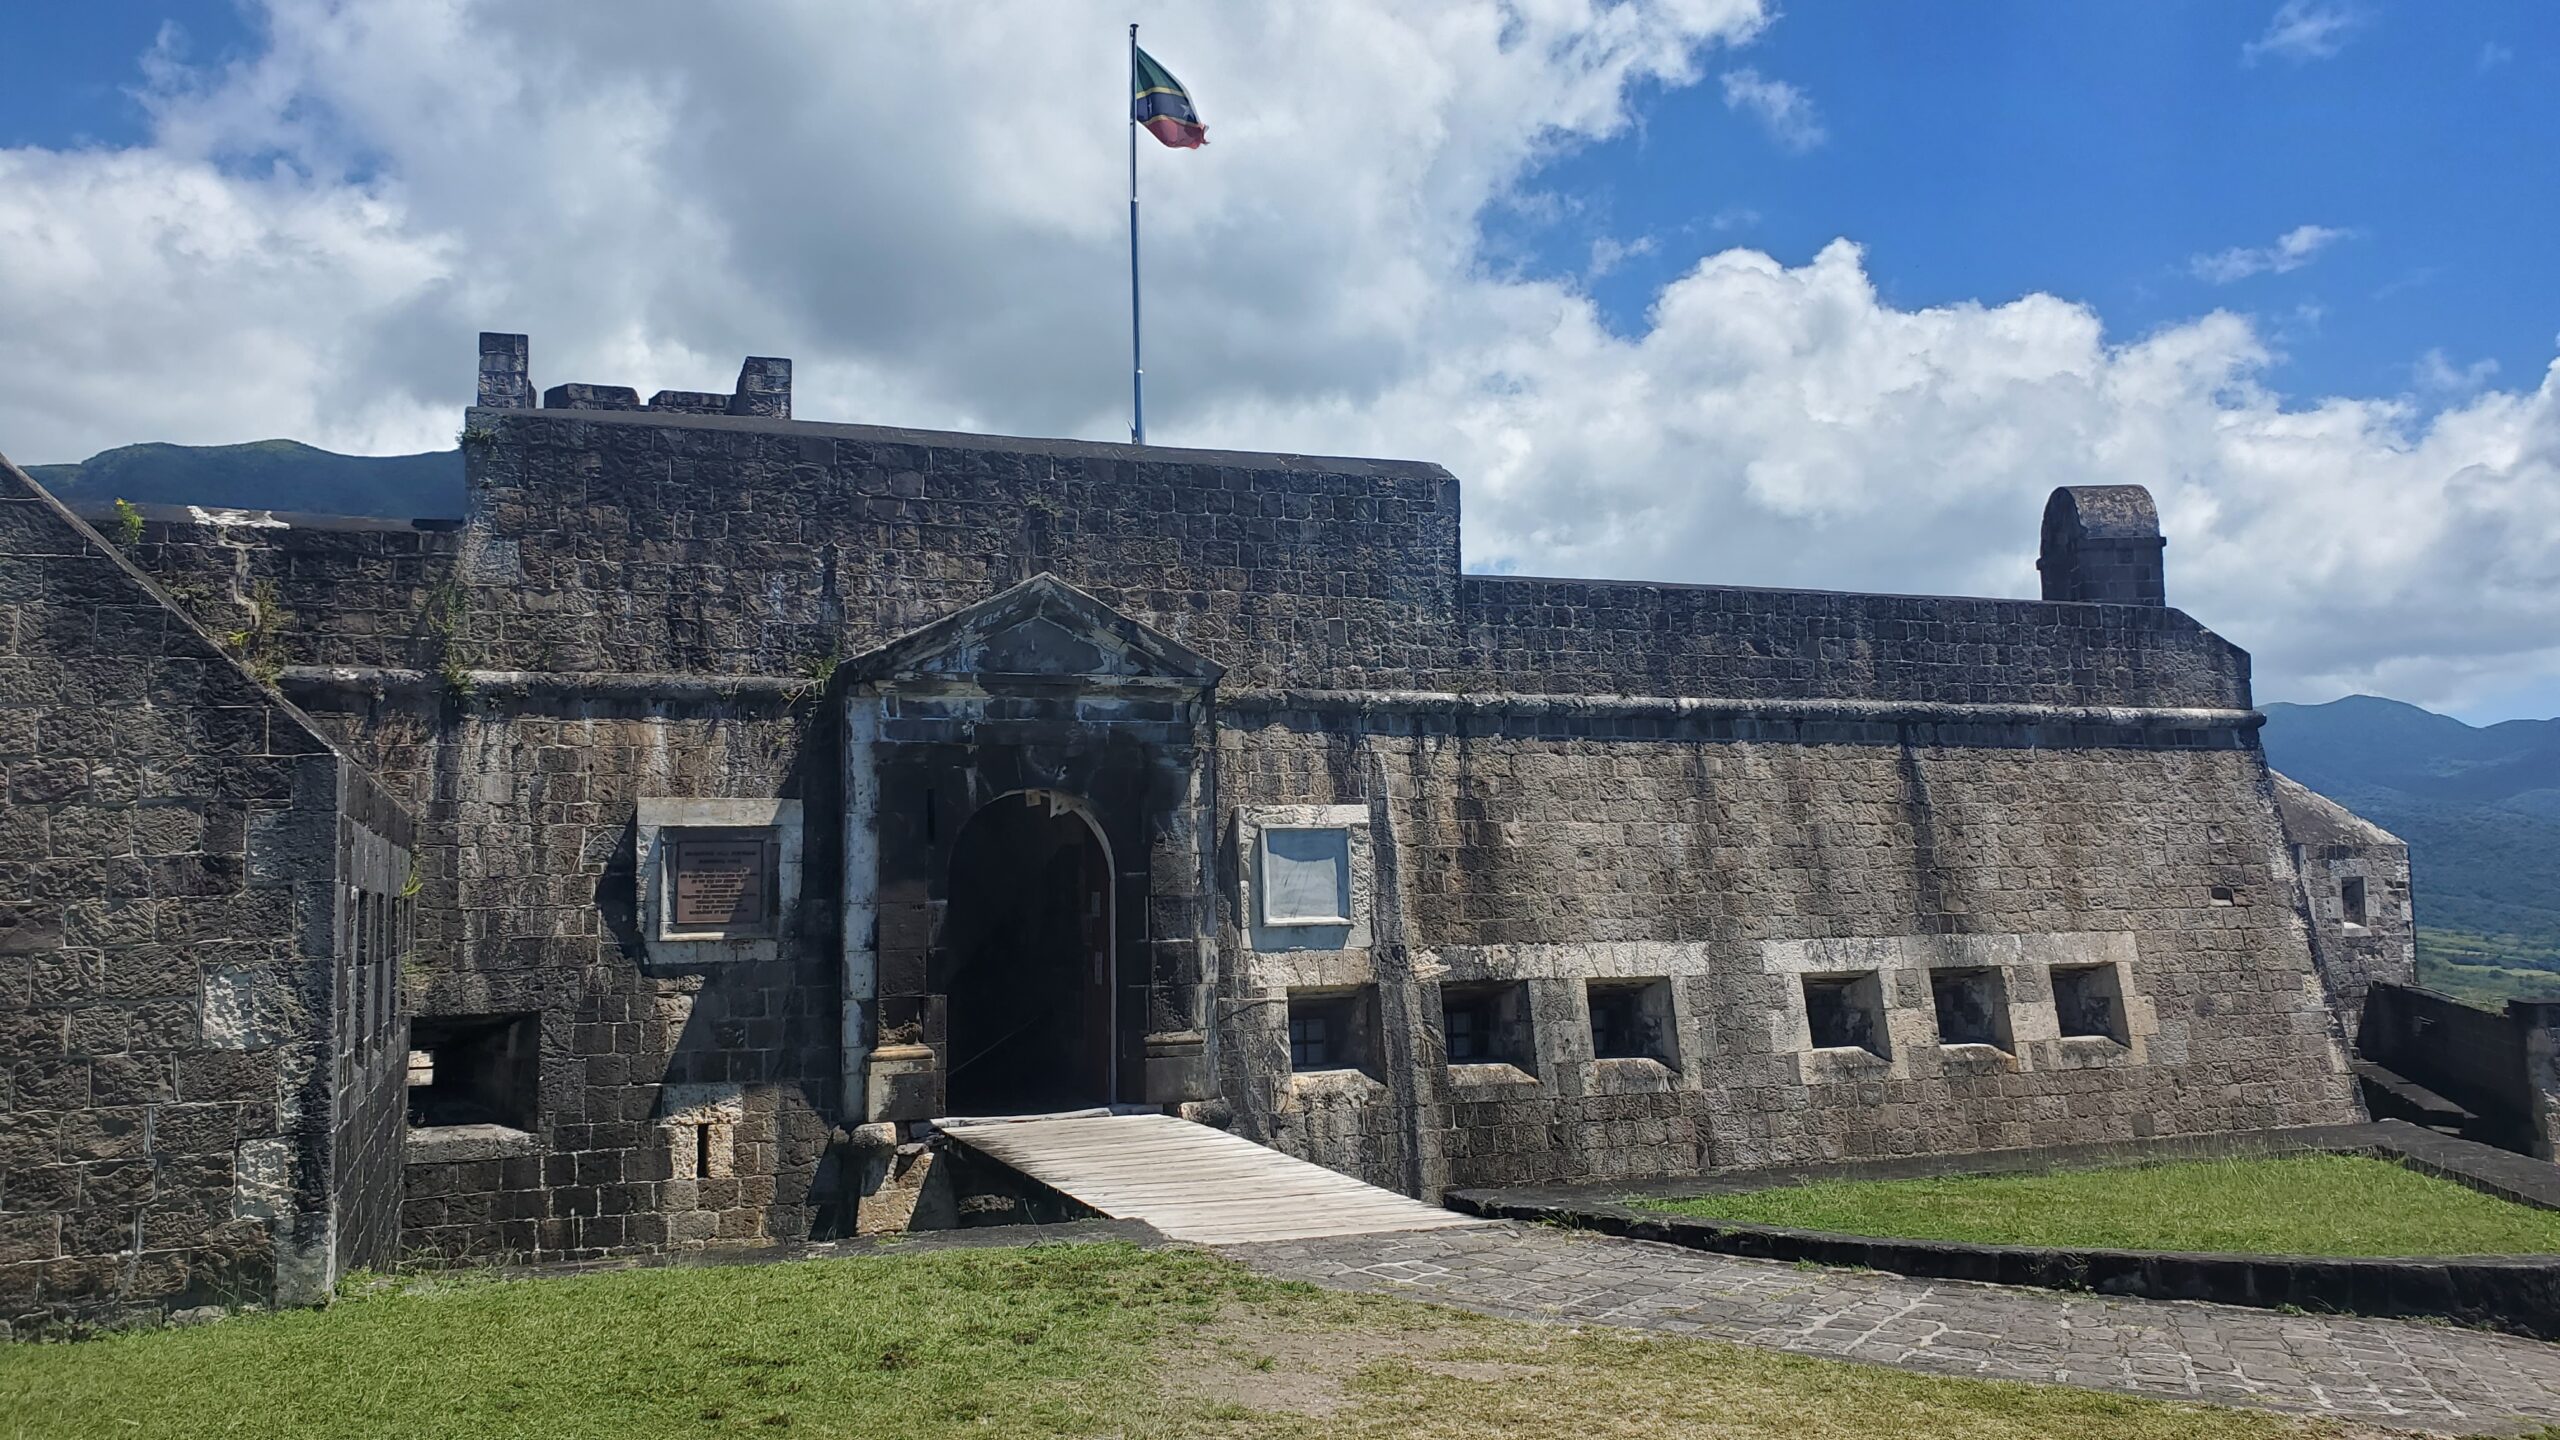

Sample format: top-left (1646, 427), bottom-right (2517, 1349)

top-left (2, 3), bottom-right (2557, 722)
top-left (1496, 1), bottom-right (2559, 405)
top-left (4, 8), bottom-right (251, 145)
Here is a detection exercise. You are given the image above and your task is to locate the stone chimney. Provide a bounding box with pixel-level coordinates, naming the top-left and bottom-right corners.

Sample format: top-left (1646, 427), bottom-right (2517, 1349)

top-left (477, 333), bottom-right (532, 409)
top-left (2039, 485), bottom-right (2166, 606)
top-left (730, 356), bottom-right (792, 419)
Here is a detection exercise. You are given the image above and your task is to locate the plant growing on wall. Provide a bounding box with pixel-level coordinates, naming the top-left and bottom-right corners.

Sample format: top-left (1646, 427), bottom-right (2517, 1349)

top-left (221, 579), bottom-right (290, 685)
top-left (422, 576), bottom-right (474, 699)
top-left (109, 497), bottom-right (145, 548)
top-left (786, 644), bottom-right (841, 704)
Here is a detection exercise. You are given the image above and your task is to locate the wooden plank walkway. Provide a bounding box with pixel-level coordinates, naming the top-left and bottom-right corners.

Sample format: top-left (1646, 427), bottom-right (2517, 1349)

top-left (935, 1112), bottom-right (1484, 1246)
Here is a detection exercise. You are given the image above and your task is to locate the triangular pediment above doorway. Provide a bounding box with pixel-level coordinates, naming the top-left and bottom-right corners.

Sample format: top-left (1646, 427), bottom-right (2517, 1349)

top-left (848, 573), bottom-right (1223, 687)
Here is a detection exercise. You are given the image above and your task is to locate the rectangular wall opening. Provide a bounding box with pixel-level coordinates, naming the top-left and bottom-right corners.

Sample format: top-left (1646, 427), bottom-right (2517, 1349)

top-left (2341, 876), bottom-right (2369, 929)
top-left (1586, 979), bottom-right (1676, 1065)
top-left (1285, 986), bottom-right (1379, 1077)
top-left (408, 1012), bottom-right (541, 1133)
top-left (1929, 967), bottom-right (2014, 1052)
top-left (1441, 981), bottom-right (1536, 1072)
top-left (1801, 973), bottom-right (1888, 1058)
top-left (2051, 964), bottom-right (2130, 1045)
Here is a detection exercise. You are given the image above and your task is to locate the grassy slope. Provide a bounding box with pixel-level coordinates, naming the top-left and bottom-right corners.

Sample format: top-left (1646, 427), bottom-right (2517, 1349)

top-left (1637, 1155), bottom-right (2560, 1256)
top-left (0, 1242), bottom-right (2369, 1440)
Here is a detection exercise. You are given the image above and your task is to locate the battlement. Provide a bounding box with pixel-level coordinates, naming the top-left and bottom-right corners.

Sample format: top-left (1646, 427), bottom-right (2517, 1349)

top-left (2040, 484), bottom-right (2167, 607)
top-left (476, 331), bottom-right (791, 420)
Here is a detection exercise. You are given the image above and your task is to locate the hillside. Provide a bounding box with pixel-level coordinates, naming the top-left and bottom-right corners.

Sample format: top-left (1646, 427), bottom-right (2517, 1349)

top-left (2261, 694), bottom-right (2560, 1006)
top-left (25, 439), bottom-right (463, 519)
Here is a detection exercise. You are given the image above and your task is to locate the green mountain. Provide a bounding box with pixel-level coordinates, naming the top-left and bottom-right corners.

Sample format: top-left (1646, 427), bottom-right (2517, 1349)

top-left (24, 439), bottom-right (463, 519)
top-left (2261, 694), bottom-right (2560, 1006)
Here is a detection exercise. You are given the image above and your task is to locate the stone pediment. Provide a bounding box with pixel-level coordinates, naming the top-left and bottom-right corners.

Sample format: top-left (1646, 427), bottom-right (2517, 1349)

top-left (848, 573), bottom-right (1222, 688)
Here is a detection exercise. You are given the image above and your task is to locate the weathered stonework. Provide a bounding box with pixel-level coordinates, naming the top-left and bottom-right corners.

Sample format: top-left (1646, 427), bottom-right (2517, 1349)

top-left (2273, 773), bottom-right (2416, 1038)
top-left (0, 462), bottom-right (412, 1333)
top-left (10, 330), bottom-right (2390, 1298)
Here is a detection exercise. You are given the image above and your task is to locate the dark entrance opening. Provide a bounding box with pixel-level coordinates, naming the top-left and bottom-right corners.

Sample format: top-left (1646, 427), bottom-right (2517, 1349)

top-left (943, 793), bottom-right (1113, 1115)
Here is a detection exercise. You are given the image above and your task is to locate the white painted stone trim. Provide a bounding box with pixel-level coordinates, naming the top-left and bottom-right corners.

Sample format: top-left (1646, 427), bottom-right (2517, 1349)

top-left (1762, 931), bottom-right (2158, 1082)
top-left (841, 694), bottom-right (881, 1119)
top-left (635, 796), bottom-right (804, 965)
top-left (1235, 804), bottom-right (1373, 954)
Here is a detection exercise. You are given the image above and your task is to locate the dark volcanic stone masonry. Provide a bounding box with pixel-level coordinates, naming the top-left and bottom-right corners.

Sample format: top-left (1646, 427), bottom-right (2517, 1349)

top-left (1, 468), bottom-right (411, 1332)
top-left (2, 333), bottom-right (2419, 1323)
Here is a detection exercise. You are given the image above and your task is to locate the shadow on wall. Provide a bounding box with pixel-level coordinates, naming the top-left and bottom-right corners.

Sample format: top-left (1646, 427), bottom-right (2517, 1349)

top-left (2356, 982), bottom-right (2560, 1160)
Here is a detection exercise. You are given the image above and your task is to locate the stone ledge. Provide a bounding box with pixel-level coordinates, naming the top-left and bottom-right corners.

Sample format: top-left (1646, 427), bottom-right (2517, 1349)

top-left (1448, 1122), bottom-right (2560, 1341)
top-left (405, 1124), bottom-right (543, 1165)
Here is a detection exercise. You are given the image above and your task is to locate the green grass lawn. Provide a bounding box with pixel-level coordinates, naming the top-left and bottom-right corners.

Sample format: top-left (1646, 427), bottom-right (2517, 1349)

top-left (0, 1241), bottom-right (2396, 1440)
top-left (1635, 1154), bottom-right (2560, 1256)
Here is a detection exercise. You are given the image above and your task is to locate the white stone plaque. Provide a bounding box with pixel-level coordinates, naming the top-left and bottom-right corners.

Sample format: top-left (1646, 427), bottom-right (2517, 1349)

top-left (1260, 827), bottom-right (1351, 927)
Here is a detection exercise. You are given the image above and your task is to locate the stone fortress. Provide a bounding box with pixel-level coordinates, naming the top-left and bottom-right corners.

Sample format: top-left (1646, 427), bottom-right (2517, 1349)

top-left (1, 332), bottom-right (2424, 1331)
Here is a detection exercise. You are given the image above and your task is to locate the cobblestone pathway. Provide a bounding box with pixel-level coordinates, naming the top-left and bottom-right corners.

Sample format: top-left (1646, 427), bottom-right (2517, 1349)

top-left (1223, 1223), bottom-right (2560, 1434)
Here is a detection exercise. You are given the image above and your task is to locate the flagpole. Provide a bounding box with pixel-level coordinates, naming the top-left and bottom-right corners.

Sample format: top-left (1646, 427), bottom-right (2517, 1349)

top-left (1128, 22), bottom-right (1146, 446)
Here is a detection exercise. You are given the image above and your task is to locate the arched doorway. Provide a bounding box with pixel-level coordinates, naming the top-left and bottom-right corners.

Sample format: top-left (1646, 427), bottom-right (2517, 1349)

top-left (942, 791), bottom-right (1114, 1115)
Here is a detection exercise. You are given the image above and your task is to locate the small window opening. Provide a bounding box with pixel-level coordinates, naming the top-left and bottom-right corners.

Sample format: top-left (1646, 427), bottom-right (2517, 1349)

top-left (1588, 987), bottom-right (1643, 1058)
top-left (695, 1123), bottom-right (714, 1178)
top-left (1289, 1009), bottom-right (1332, 1067)
top-left (2209, 885), bottom-right (2238, 906)
top-left (1801, 972), bottom-right (1888, 1058)
top-left (1586, 979), bottom-right (1675, 1064)
top-left (2340, 876), bottom-right (2368, 928)
top-left (407, 1013), bottom-right (540, 1131)
top-left (2051, 963), bottom-right (2130, 1045)
top-left (1929, 967), bottom-right (2013, 1052)
top-left (1285, 988), bottom-right (1376, 1076)
top-left (1440, 982), bottom-right (1534, 1070)
top-left (1444, 995), bottom-right (1490, 1061)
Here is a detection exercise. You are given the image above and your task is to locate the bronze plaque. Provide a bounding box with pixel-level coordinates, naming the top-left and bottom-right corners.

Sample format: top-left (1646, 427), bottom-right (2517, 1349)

top-left (670, 834), bottom-right (771, 930)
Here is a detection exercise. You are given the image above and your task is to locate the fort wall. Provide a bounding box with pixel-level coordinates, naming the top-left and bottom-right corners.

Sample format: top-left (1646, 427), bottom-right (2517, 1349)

top-left (1215, 707), bottom-right (2355, 1196)
top-left (0, 462), bottom-right (411, 1333)
top-left (33, 337), bottom-right (2376, 1274)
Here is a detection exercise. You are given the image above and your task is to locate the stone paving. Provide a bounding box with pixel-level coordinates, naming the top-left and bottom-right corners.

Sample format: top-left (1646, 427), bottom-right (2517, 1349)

top-left (1223, 1222), bottom-right (2560, 1435)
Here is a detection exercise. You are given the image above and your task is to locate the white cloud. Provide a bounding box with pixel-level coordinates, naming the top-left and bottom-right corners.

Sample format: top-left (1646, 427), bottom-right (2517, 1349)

top-left (1, 1), bottom-right (2556, 715)
top-left (1707, 204), bottom-right (1762, 232)
top-left (2190, 223), bottom-right (2352, 283)
top-left (2243, 2), bottom-right (2366, 66)
top-left (1718, 68), bottom-right (1826, 153)
top-left (2414, 348), bottom-right (2500, 394)
top-left (1588, 234), bottom-right (1657, 278)
top-left (2478, 41), bottom-right (2515, 72)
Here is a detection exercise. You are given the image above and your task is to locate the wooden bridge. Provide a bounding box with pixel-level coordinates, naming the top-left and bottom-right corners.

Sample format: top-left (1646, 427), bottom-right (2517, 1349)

top-left (935, 1111), bottom-right (1483, 1246)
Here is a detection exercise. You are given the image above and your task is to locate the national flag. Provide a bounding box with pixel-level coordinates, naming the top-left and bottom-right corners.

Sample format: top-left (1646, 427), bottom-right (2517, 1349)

top-left (1132, 47), bottom-right (1206, 149)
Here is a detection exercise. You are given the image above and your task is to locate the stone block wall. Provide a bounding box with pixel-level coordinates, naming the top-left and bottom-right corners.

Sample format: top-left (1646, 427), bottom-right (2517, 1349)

top-left (2359, 983), bottom-right (2559, 1157)
top-left (99, 412), bottom-right (2257, 722)
top-left (2272, 773), bottom-right (2415, 1039)
top-left (0, 460), bottom-right (411, 1332)
top-left (443, 408), bottom-right (1463, 687)
top-left (51, 389), bottom-right (2390, 1262)
top-left (1213, 702), bottom-right (2360, 1198)
top-left (299, 685), bottom-right (843, 1264)
top-left (329, 772), bottom-right (416, 1279)
top-left (1440, 574), bottom-right (2246, 708)
top-left (102, 507), bottom-right (464, 675)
